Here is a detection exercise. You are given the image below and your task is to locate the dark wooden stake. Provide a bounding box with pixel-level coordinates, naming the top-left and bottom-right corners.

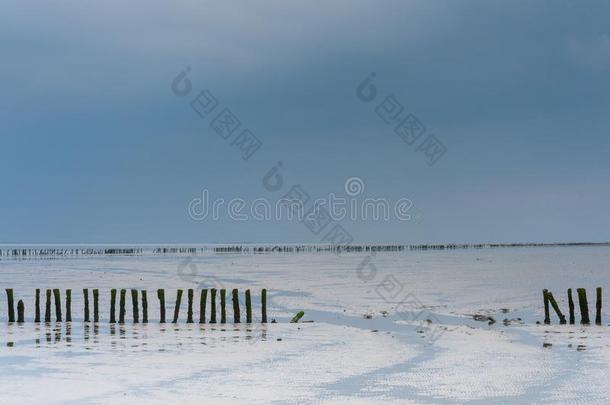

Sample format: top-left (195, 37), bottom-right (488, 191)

top-left (45, 289), bottom-right (51, 322)
top-left (543, 289), bottom-right (550, 324)
top-left (158, 289), bottom-right (166, 323)
top-left (245, 289), bottom-right (252, 323)
top-left (173, 289), bottom-right (183, 323)
top-left (119, 289), bottom-right (126, 324)
top-left (199, 289), bottom-right (208, 323)
top-left (83, 288), bottom-right (90, 322)
top-left (261, 288), bottom-right (267, 323)
top-left (210, 289), bottom-right (217, 323)
top-left (35, 289), bottom-right (40, 323)
top-left (5, 289), bottom-right (15, 323)
top-left (546, 292), bottom-right (566, 324)
top-left (596, 287), bottom-right (602, 325)
top-left (187, 289), bottom-right (194, 323)
top-left (291, 311), bottom-right (305, 323)
top-left (568, 288), bottom-right (575, 324)
top-left (93, 289), bottom-right (99, 322)
top-left (17, 300), bottom-right (24, 323)
top-left (232, 289), bottom-right (240, 323)
top-left (577, 288), bottom-right (590, 325)
top-left (220, 289), bottom-right (227, 323)
top-left (131, 289), bottom-right (139, 323)
top-left (66, 289), bottom-right (72, 322)
top-left (53, 289), bottom-right (62, 322)
top-left (142, 290), bottom-right (148, 323)
top-left (110, 289), bottom-right (117, 323)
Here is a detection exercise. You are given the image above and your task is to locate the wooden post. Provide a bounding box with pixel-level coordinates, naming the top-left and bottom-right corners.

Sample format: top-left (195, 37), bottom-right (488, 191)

top-left (568, 288), bottom-right (575, 325)
top-left (142, 290), bottom-right (148, 323)
top-left (261, 288), bottom-right (267, 323)
top-left (596, 287), bottom-right (602, 325)
top-left (187, 289), bottom-right (194, 323)
top-left (245, 289), bottom-right (252, 323)
top-left (131, 289), bottom-right (139, 323)
top-left (172, 289), bottom-right (183, 323)
top-left (83, 288), bottom-right (90, 322)
top-left (93, 289), bottom-right (99, 322)
top-left (17, 300), bottom-right (24, 323)
top-left (199, 289), bottom-right (208, 323)
top-left (232, 289), bottom-right (240, 323)
top-left (53, 289), bottom-right (62, 322)
top-left (66, 289), bottom-right (72, 322)
top-left (546, 292), bottom-right (566, 324)
top-left (119, 289), bottom-right (126, 324)
top-left (291, 311), bottom-right (304, 323)
top-left (5, 289), bottom-right (15, 323)
top-left (577, 288), bottom-right (590, 325)
top-left (157, 289), bottom-right (166, 323)
top-left (110, 289), bottom-right (117, 323)
top-left (210, 289), bottom-right (217, 323)
top-left (45, 289), bottom-right (51, 322)
top-left (220, 289), bottom-right (227, 323)
top-left (35, 289), bottom-right (41, 323)
top-left (543, 289), bottom-right (550, 324)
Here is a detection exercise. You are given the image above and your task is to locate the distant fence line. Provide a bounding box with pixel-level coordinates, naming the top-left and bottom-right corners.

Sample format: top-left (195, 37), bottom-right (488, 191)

top-left (1, 242), bottom-right (609, 258)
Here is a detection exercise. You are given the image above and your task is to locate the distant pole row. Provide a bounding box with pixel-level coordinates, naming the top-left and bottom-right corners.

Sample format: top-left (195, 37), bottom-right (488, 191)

top-left (543, 287), bottom-right (603, 325)
top-left (4, 288), bottom-right (267, 324)
top-left (0, 248), bottom-right (144, 257)
top-left (4, 242), bottom-right (610, 259)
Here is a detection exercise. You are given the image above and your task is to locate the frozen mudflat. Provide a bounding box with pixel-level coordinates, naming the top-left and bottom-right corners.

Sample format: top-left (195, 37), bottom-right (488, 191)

top-left (1, 246), bottom-right (610, 404)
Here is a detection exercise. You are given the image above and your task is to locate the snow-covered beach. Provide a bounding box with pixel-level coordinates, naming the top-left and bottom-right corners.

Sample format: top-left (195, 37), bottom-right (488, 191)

top-left (1, 245), bottom-right (609, 403)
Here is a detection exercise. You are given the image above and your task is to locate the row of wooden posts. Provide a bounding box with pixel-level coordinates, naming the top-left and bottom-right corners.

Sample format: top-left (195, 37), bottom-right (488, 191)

top-left (4, 288), bottom-right (267, 324)
top-left (543, 287), bottom-right (603, 325)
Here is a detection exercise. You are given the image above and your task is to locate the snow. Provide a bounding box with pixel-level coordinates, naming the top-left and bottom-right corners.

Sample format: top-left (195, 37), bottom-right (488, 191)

top-left (0, 245), bottom-right (609, 403)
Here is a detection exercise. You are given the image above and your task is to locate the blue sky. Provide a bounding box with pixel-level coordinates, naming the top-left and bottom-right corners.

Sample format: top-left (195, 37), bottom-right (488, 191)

top-left (2, 0), bottom-right (610, 244)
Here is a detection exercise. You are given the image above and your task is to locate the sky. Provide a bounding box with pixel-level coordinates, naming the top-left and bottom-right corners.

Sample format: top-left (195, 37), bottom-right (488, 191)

top-left (2, 0), bottom-right (610, 244)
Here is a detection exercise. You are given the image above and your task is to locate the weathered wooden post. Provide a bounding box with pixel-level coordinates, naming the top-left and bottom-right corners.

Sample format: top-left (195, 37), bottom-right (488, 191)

top-left (110, 289), bottom-right (117, 323)
top-left (172, 289), bottom-right (183, 323)
top-left (199, 289), bottom-right (208, 323)
top-left (93, 289), bottom-right (99, 322)
top-left (17, 300), bottom-right (24, 323)
top-left (543, 289), bottom-right (550, 324)
top-left (66, 289), bottom-right (72, 322)
top-left (157, 289), bottom-right (166, 323)
top-left (83, 288), bottom-right (90, 322)
top-left (5, 289), bottom-right (15, 323)
top-left (45, 289), bottom-right (51, 322)
top-left (53, 289), bottom-right (62, 322)
top-left (546, 291), bottom-right (566, 324)
top-left (596, 287), bottom-right (602, 325)
top-left (142, 290), bottom-right (148, 323)
top-left (291, 311), bottom-right (304, 323)
top-left (577, 288), bottom-right (590, 325)
top-left (210, 289), bottom-right (217, 323)
top-left (261, 288), bottom-right (267, 323)
top-left (119, 289), bottom-right (126, 324)
top-left (131, 289), bottom-right (139, 323)
top-left (187, 289), bottom-right (194, 323)
top-left (568, 288), bottom-right (575, 325)
top-left (35, 289), bottom-right (41, 323)
top-left (220, 289), bottom-right (227, 323)
top-left (245, 289), bottom-right (252, 323)
top-left (232, 289), bottom-right (240, 323)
